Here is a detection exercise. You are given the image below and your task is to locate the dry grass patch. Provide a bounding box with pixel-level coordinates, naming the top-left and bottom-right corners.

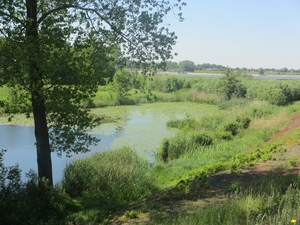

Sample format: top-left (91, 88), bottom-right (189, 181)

top-left (249, 100), bottom-right (269, 108)
top-left (186, 89), bottom-right (223, 104)
top-left (250, 111), bottom-right (288, 129)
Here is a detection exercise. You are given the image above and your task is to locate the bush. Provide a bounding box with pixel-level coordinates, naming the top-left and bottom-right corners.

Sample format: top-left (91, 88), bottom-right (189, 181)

top-left (160, 140), bottom-right (169, 163)
top-left (158, 132), bottom-right (213, 162)
top-left (215, 131), bottom-right (233, 141)
top-left (0, 150), bottom-right (69, 225)
top-left (62, 147), bottom-right (157, 203)
top-left (192, 133), bottom-right (213, 146)
top-left (218, 69), bottom-right (246, 100)
top-left (236, 116), bottom-right (251, 129)
top-left (224, 122), bottom-right (239, 136)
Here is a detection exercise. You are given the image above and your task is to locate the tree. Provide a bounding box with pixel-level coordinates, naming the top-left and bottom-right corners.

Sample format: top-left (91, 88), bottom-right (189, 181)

top-left (218, 69), bottom-right (247, 99)
top-left (179, 60), bottom-right (195, 72)
top-left (112, 70), bottom-right (132, 101)
top-left (0, 0), bottom-right (185, 186)
top-left (258, 68), bottom-right (264, 75)
top-left (166, 61), bottom-right (179, 70)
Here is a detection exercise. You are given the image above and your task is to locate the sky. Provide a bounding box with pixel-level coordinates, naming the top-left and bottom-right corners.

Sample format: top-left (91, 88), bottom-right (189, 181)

top-left (166, 0), bottom-right (300, 69)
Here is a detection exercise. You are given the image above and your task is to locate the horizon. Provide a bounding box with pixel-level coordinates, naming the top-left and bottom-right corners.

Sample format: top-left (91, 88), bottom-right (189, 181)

top-left (165, 60), bottom-right (298, 71)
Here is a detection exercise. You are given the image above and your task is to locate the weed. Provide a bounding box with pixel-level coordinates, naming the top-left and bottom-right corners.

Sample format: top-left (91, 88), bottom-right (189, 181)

top-left (273, 164), bottom-right (287, 172)
top-left (124, 210), bottom-right (138, 219)
top-left (229, 181), bottom-right (241, 193)
top-left (289, 157), bottom-right (298, 167)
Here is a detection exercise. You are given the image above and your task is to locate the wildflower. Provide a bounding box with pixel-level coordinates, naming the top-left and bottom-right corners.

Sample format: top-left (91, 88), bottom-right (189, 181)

top-left (291, 219), bottom-right (297, 224)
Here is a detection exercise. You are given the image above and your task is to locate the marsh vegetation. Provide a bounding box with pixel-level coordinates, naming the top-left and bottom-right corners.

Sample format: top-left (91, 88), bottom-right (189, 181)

top-left (2, 72), bottom-right (300, 224)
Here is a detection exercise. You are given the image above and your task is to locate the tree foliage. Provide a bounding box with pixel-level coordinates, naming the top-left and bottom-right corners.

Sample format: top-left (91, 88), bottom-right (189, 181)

top-left (218, 69), bottom-right (247, 100)
top-left (258, 68), bottom-right (264, 75)
top-left (179, 60), bottom-right (195, 72)
top-left (112, 70), bottom-right (132, 100)
top-left (0, 0), bottom-right (185, 185)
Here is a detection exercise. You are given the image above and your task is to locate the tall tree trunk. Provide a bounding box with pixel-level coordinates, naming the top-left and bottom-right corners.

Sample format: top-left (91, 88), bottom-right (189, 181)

top-left (27, 0), bottom-right (53, 186)
top-left (32, 92), bottom-right (53, 186)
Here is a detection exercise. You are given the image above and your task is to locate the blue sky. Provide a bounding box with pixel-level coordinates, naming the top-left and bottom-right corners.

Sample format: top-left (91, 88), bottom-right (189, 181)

top-left (166, 0), bottom-right (300, 69)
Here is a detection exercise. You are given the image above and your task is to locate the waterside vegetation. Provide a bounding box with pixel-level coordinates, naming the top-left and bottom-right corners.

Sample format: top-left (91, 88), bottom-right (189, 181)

top-left (2, 72), bottom-right (300, 224)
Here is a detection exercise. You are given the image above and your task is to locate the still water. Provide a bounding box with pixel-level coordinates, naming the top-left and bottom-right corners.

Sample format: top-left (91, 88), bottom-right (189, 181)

top-left (0, 125), bottom-right (123, 183)
top-left (0, 105), bottom-right (181, 183)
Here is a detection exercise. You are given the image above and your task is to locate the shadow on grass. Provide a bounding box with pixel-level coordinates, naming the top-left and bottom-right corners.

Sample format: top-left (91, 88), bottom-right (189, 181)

top-left (107, 167), bottom-right (300, 224)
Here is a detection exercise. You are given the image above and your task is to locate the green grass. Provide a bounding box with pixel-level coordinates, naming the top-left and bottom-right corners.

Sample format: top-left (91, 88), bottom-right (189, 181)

top-left (62, 147), bottom-right (157, 202)
top-left (158, 174), bottom-right (300, 225)
top-left (3, 79), bottom-right (300, 224)
top-left (152, 100), bottom-right (288, 188)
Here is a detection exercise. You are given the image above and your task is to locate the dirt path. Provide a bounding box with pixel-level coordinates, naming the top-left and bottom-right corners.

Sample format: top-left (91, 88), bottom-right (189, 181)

top-left (109, 113), bottom-right (300, 224)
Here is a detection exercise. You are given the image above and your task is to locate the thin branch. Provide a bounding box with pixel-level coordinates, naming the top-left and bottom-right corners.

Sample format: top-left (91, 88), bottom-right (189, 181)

top-left (0, 11), bottom-right (25, 26)
top-left (38, 4), bottom-right (133, 45)
top-left (46, 78), bottom-right (64, 90)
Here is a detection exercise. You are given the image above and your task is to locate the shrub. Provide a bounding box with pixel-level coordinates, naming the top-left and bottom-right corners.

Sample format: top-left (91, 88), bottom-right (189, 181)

top-left (158, 135), bottom-right (191, 162)
top-left (215, 131), bottom-right (233, 141)
top-left (236, 115), bottom-right (251, 129)
top-left (218, 69), bottom-right (246, 100)
top-left (0, 150), bottom-right (69, 225)
top-left (224, 122), bottom-right (239, 136)
top-left (62, 147), bottom-right (157, 203)
top-left (158, 132), bottom-right (213, 162)
top-left (192, 133), bottom-right (213, 146)
top-left (266, 87), bottom-right (287, 106)
top-left (160, 140), bottom-right (169, 163)
top-left (112, 70), bottom-right (132, 100)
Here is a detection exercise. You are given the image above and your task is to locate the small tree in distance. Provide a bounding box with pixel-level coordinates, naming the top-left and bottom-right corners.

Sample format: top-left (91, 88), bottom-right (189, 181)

top-left (179, 60), bottom-right (195, 72)
top-left (259, 68), bottom-right (265, 75)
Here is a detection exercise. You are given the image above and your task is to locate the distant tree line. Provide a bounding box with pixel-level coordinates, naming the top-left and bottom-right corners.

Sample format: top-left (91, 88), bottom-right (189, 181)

top-left (163, 60), bottom-right (300, 74)
top-left (164, 60), bottom-right (224, 72)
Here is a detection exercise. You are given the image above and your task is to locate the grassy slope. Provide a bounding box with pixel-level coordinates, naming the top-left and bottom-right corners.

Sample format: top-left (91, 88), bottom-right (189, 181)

top-left (108, 103), bottom-right (300, 225)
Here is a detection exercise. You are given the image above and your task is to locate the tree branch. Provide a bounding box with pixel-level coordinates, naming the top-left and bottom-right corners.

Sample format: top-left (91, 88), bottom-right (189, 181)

top-left (37, 4), bottom-right (132, 44)
top-left (0, 11), bottom-right (25, 25)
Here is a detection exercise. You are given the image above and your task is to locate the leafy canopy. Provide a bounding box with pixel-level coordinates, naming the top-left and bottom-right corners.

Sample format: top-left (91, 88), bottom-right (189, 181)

top-left (0, 0), bottom-right (185, 156)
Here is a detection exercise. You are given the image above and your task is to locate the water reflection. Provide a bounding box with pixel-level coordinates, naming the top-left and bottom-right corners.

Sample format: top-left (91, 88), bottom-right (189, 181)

top-left (0, 108), bottom-right (177, 183)
top-left (0, 125), bottom-right (124, 183)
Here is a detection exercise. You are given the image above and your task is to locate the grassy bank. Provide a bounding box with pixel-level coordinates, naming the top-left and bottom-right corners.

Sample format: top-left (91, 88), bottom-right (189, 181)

top-left (2, 74), bottom-right (300, 224)
top-left (59, 100), bottom-right (300, 224)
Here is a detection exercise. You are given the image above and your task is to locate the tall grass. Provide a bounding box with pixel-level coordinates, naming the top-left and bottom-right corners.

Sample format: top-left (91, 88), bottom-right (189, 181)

top-left (159, 174), bottom-right (300, 225)
top-left (62, 147), bottom-right (157, 203)
top-left (185, 89), bottom-right (224, 105)
top-left (153, 100), bottom-right (289, 188)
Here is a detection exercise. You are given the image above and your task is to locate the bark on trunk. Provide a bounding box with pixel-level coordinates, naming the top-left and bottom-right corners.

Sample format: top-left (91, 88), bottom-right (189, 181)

top-left (27, 0), bottom-right (53, 186)
top-left (32, 92), bottom-right (53, 186)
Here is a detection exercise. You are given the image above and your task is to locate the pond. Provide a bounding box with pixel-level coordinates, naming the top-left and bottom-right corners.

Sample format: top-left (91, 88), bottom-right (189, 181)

top-left (0, 102), bottom-right (214, 183)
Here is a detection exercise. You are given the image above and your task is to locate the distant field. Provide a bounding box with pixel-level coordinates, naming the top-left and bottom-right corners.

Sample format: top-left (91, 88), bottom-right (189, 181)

top-left (193, 70), bottom-right (300, 76)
